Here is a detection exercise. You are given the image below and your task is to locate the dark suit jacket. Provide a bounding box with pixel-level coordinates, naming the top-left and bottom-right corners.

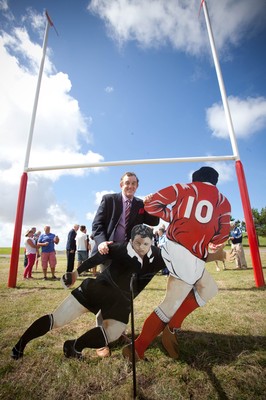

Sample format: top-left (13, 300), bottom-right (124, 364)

top-left (91, 193), bottom-right (159, 250)
top-left (66, 228), bottom-right (77, 251)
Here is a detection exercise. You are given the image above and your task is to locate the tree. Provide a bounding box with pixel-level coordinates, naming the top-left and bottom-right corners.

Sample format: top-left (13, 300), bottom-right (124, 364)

top-left (252, 207), bottom-right (266, 237)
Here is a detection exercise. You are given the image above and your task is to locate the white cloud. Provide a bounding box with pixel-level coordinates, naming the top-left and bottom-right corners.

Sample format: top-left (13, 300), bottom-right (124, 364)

top-left (105, 86), bottom-right (114, 93)
top-left (26, 7), bottom-right (47, 34)
top-left (88, 0), bottom-right (266, 56)
top-left (86, 211), bottom-right (97, 222)
top-left (0, 10), bottom-right (105, 248)
top-left (208, 161), bottom-right (235, 185)
top-left (85, 190), bottom-right (115, 226)
top-left (89, 0), bottom-right (204, 54)
top-left (94, 190), bottom-right (114, 206)
top-left (206, 96), bottom-right (266, 139)
top-left (0, 0), bottom-right (8, 12)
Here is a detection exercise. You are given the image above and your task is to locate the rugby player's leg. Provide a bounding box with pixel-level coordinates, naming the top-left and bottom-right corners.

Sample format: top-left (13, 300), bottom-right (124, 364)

top-left (12, 295), bottom-right (87, 360)
top-left (123, 276), bottom-right (191, 360)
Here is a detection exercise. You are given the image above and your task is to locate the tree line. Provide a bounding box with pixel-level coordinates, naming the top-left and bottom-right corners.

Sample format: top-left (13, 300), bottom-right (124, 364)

top-left (233, 207), bottom-right (266, 244)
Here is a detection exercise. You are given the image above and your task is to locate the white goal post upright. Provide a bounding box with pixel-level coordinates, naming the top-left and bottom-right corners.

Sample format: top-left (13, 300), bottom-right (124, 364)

top-left (201, 0), bottom-right (264, 287)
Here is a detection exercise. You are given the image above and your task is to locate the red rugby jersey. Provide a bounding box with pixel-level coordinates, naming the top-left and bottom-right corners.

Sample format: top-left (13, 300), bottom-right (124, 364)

top-left (145, 182), bottom-right (231, 259)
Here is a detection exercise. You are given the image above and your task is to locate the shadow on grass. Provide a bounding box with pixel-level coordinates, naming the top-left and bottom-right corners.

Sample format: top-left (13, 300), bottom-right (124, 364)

top-left (218, 286), bottom-right (266, 292)
top-left (111, 330), bottom-right (265, 399)
top-left (156, 330), bottom-right (266, 400)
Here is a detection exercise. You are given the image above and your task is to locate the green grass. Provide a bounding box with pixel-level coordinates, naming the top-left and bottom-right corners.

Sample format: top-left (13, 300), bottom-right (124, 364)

top-left (0, 247), bottom-right (25, 255)
top-left (242, 235), bottom-right (266, 247)
top-left (0, 250), bottom-right (265, 399)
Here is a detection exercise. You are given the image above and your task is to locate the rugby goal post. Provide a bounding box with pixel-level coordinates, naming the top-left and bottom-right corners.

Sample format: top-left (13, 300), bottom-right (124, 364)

top-left (8, 3), bottom-right (264, 288)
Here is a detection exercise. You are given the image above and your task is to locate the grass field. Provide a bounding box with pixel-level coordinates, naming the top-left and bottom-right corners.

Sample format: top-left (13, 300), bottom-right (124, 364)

top-left (0, 249), bottom-right (265, 400)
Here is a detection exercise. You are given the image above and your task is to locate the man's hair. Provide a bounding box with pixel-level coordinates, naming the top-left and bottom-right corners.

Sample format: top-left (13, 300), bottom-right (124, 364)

top-left (80, 225), bottom-right (86, 232)
top-left (120, 172), bottom-right (139, 184)
top-left (131, 224), bottom-right (153, 240)
top-left (192, 166), bottom-right (219, 185)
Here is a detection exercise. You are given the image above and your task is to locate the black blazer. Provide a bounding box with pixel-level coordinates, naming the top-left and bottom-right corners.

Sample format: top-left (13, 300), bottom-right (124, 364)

top-left (66, 229), bottom-right (77, 251)
top-left (91, 193), bottom-right (159, 250)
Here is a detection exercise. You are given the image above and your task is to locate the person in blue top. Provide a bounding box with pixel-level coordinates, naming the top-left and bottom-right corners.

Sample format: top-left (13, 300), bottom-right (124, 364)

top-left (229, 221), bottom-right (247, 269)
top-left (38, 226), bottom-right (60, 280)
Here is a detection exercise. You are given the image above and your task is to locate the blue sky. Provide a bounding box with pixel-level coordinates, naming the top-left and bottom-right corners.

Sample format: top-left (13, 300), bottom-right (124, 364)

top-left (0, 0), bottom-right (266, 250)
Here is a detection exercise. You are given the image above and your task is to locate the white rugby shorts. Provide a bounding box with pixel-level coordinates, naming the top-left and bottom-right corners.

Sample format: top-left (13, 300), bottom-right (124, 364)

top-left (161, 240), bottom-right (205, 285)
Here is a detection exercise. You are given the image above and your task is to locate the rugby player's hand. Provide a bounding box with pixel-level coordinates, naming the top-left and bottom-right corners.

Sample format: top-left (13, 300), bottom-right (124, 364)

top-left (61, 270), bottom-right (78, 289)
top-left (98, 241), bottom-right (113, 255)
top-left (143, 193), bottom-right (153, 204)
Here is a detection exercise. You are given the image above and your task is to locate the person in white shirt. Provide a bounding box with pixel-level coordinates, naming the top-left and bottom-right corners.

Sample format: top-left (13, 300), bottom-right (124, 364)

top-left (24, 229), bottom-right (39, 279)
top-left (76, 226), bottom-right (90, 267)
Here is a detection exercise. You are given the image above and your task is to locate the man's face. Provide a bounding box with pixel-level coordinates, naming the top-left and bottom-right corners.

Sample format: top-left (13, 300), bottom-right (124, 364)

top-left (131, 235), bottom-right (152, 259)
top-left (120, 175), bottom-right (138, 199)
top-left (44, 226), bottom-right (50, 234)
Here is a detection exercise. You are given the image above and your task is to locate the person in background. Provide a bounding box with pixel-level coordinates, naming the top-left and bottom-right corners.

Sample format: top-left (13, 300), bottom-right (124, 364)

top-left (91, 171), bottom-right (160, 358)
top-left (66, 224), bottom-right (79, 273)
top-left (157, 227), bottom-right (169, 275)
top-left (76, 225), bottom-right (90, 268)
top-left (23, 229), bottom-right (39, 279)
top-left (89, 234), bottom-right (98, 277)
top-left (157, 227), bottom-right (167, 247)
top-left (229, 221), bottom-right (247, 269)
top-left (153, 230), bottom-right (159, 247)
top-left (23, 227), bottom-right (36, 268)
top-left (38, 226), bottom-right (60, 280)
top-left (33, 230), bottom-right (41, 270)
top-left (122, 166), bottom-right (231, 361)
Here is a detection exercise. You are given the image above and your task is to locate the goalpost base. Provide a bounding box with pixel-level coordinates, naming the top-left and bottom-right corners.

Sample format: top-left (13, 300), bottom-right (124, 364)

top-left (8, 172), bottom-right (28, 288)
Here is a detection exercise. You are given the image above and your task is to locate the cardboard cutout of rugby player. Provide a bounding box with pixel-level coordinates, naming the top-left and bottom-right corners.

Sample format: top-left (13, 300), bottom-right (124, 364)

top-left (11, 225), bottom-right (165, 360)
top-left (123, 166), bottom-right (232, 361)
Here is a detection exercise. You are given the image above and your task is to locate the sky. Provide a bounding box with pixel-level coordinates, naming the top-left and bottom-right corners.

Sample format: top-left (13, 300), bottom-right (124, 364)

top-left (0, 0), bottom-right (266, 251)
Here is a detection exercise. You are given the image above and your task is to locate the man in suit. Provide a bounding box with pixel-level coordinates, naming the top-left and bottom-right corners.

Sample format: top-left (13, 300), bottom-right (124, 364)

top-left (92, 171), bottom-right (159, 257)
top-left (66, 224), bottom-right (79, 273)
top-left (91, 171), bottom-right (160, 357)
